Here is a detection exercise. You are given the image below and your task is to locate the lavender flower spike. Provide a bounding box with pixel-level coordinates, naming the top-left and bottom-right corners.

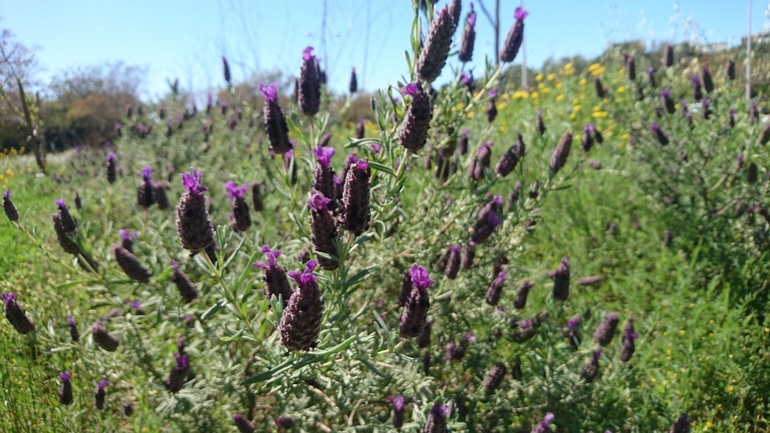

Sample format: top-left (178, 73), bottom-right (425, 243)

top-left (416, 6), bottom-right (455, 83)
top-left (3, 189), bottom-right (19, 222)
top-left (500, 7), bottom-right (528, 63)
top-left (2, 293), bottom-right (35, 334)
top-left (398, 83), bottom-right (432, 152)
top-left (68, 315), bottom-right (80, 342)
top-left (137, 166), bottom-right (156, 208)
top-left (298, 46), bottom-right (322, 116)
top-left (389, 395), bottom-right (405, 430)
top-left (309, 191), bottom-right (339, 270)
top-left (651, 122), bottom-right (670, 145)
top-left (170, 259), bottom-right (198, 303)
top-left (253, 245), bottom-right (294, 305)
top-left (234, 414), bottom-right (256, 433)
top-left (59, 371), bottom-right (73, 405)
top-left (594, 312), bottom-right (620, 346)
top-left (550, 131), bottom-right (573, 174)
top-left (531, 413), bottom-right (555, 433)
top-left (260, 82), bottom-right (292, 154)
top-left (339, 156), bottom-right (371, 236)
top-left (313, 146), bottom-right (336, 202)
top-left (424, 403), bottom-right (450, 433)
top-left (399, 264), bottom-right (433, 338)
top-left (176, 169), bottom-right (215, 253)
top-left (106, 152), bottom-right (117, 184)
top-left (114, 245), bottom-right (152, 283)
top-left (458, 3), bottom-right (476, 63)
top-left (94, 380), bottom-right (109, 410)
top-left (225, 181), bottom-right (252, 232)
top-left (280, 260), bottom-right (324, 351)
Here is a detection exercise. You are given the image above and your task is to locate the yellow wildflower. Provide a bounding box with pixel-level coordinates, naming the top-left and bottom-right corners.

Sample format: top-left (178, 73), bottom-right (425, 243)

top-left (556, 94), bottom-right (564, 102)
top-left (535, 73), bottom-right (543, 81)
top-left (579, 78), bottom-right (587, 85)
top-left (617, 86), bottom-right (626, 93)
top-left (547, 73), bottom-right (556, 81)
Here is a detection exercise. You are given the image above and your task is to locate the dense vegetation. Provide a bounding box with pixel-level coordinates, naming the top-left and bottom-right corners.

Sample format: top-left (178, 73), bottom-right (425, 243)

top-left (2, 2), bottom-right (770, 432)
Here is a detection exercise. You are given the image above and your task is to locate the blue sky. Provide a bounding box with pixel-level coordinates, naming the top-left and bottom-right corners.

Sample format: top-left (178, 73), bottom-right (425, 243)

top-left (3, 0), bottom-right (769, 101)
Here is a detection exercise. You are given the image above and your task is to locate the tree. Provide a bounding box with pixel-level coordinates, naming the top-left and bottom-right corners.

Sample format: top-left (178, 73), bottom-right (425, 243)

top-left (0, 28), bottom-right (46, 172)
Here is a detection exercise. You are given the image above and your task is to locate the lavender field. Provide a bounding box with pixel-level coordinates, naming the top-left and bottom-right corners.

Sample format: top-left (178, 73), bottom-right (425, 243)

top-left (2, 1), bottom-right (770, 432)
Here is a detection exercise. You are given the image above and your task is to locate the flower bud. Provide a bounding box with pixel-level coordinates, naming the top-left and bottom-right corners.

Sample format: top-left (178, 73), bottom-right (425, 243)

top-left (137, 167), bottom-right (156, 208)
top-left (536, 108), bottom-right (546, 136)
top-left (646, 66), bottom-right (656, 87)
top-left (512, 280), bottom-right (533, 310)
top-left (500, 8), bottom-right (528, 63)
top-left (234, 414), bottom-right (256, 433)
top-left (260, 82), bottom-right (292, 154)
top-left (339, 156), bottom-right (371, 236)
top-left (222, 56), bottom-right (231, 84)
top-left (123, 401), bottom-right (133, 416)
top-left (691, 76), bottom-right (703, 101)
top-left (298, 47), bottom-right (321, 116)
top-left (593, 312), bottom-right (620, 346)
top-left (399, 83), bottom-right (432, 152)
top-left (727, 59), bottom-right (736, 80)
top-left (253, 246), bottom-right (294, 306)
top-left (3, 190), bottom-right (19, 222)
top-left (165, 353), bottom-right (190, 393)
top-left (582, 124), bottom-right (595, 152)
top-left (399, 264), bottom-right (433, 338)
top-left (549, 256), bottom-right (570, 301)
top-left (67, 315), bottom-right (80, 342)
top-left (94, 380), bottom-right (109, 410)
top-left (55, 199), bottom-right (77, 234)
top-left (624, 55), bottom-right (636, 80)
top-left (154, 182), bottom-right (169, 210)
top-left (424, 404), bottom-right (449, 433)
top-left (115, 245), bottom-right (152, 283)
top-left (531, 412), bottom-right (555, 433)
top-left (487, 96), bottom-right (497, 123)
top-left (483, 362), bottom-right (507, 394)
top-left (620, 316), bottom-right (638, 362)
top-left (170, 260), bottom-right (198, 303)
top-left (668, 414), bottom-right (691, 433)
top-left (349, 67), bottom-right (358, 93)
top-left (2, 293), bottom-right (35, 334)
top-left (549, 131), bottom-right (573, 174)
top-left (250, 181), bottom-right (264, 212)
top-left (663, 44), bottom-right (674, 67)
top-left (92, 324), bottom-right (119, 352)
top-left (280, 260), bottom-right (324, 351)
top-left (309, 192), bottom-right (339, 270)
top-left (458, 4), bottom-right (476, 63)
top-left (459, 129), bottom-right (469, 155)
top-left (485, 271), bottom-right (507, 306)
top-left (444, 246), bottom-right (461, 279)
top-left (580, 350), bottom-right (602, 383)
top-left (650, 122), bottom-right (670, 145)
top-left (469, 141), bottom-right (493, 181)
top-left (225, 181), bottom-right (251, 232)
top-left (594, 77), bottom-right (606, 99)
top-left (701, 66), bottom-right (714, 94)
top-left (416, 7), bottom-right (454, 83)
top-left (176, 169), bottom-right (215, 253)
top-left (312, 146), bottom-right (336, 203)
top-left (59, 371), bottom-right (73, 405)
top-left (106, 152), bottom-right (117, 184)
top-left (275, 417), bottom-right (294, 429)
top-left (389, 395), bottom-right (405, 430)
